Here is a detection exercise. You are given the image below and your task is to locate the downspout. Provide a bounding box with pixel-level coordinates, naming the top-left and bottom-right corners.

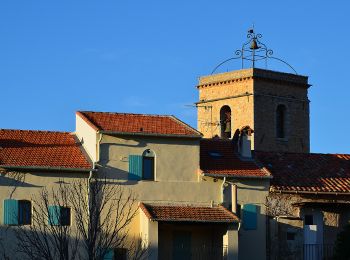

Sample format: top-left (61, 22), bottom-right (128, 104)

top-left (87, 133), bottom-right (102, 218)
top-left (221, 177), bottom-right (226, 204)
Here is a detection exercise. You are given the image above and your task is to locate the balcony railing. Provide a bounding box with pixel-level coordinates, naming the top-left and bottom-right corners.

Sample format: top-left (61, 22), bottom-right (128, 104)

top-left (303, 244), bottom-right (334, 260)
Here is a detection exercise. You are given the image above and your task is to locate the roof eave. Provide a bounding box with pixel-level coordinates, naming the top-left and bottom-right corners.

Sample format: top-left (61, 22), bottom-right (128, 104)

top-left (100, 130), bottom-right (202, 139)
top-left (270, 189), bottom-right (350, 196)
top-left (202, 172), bottom-right (272, 179)
top-left (0, 165), bottom-right (94, 173)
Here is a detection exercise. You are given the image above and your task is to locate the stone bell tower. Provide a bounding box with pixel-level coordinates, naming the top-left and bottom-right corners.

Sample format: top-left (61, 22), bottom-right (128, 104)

top-left (196, 30), bottom-right (310, 153)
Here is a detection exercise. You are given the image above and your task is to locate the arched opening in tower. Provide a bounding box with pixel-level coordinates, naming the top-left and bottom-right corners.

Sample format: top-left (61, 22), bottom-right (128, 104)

top-left (220, 105), bottom-right (231, 139)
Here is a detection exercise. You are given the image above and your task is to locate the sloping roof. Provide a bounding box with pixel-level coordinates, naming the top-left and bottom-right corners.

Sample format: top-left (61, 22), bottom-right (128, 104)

top-left (0, 129), bottom-right (92, 171)
top-left (200, 139), bottom-right (269, 177)
top-left (256, 152), bottom-right (350, 194)
top-left (139, 203), bottom-right (239, 223)
top-left (77, 111), bottom-right (202, 138)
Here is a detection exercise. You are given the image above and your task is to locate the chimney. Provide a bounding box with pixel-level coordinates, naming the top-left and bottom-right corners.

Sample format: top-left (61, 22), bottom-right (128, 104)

top-left (238, 126), bottom-right (254, 158)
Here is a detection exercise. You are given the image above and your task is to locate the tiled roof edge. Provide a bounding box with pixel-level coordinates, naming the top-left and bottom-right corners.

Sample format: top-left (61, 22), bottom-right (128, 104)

top-left (76, 111), bottom-right (100, 131)
top-left (169, 115), bottom-right (203, 137)
top-left (202, 172), bottom-right (273, 179)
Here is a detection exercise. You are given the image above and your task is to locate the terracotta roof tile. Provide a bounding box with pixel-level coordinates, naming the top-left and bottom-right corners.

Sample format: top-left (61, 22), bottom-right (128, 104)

top-left (77, 111), bottom-right (202, 137)
top-left (200, 139), bottom-right (269, 177)
top-left (139, 203), bottom-right (239, 223)
top-left (0, 129), bottom-right (92, 170)
top-left (256, 152), bottom-right (350, 193)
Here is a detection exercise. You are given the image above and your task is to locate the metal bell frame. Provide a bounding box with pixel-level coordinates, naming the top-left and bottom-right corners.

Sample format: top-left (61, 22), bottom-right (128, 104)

top-left (211, 29), bottom-right (297, 75)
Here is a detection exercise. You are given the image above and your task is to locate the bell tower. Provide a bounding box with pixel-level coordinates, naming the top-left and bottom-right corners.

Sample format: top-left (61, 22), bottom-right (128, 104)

top-left (196, 30), bottom-right (310, 153)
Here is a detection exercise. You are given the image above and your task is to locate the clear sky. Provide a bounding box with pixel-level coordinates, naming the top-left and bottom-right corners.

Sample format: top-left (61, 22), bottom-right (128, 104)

top-left (0, 0), bottom-right (349, 153)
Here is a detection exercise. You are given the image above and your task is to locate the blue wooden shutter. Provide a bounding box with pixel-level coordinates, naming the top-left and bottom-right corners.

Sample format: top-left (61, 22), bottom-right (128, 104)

top-left (104, 249), bottom-right (114, 260)
top-left (3, 199), bottom-right (19, 225)
top-left (48, 205), bottom-right (61, 225)
top-left (242, 204), bottom-right (257, 230)
top-left (129, 155), bottom-right (143, 180)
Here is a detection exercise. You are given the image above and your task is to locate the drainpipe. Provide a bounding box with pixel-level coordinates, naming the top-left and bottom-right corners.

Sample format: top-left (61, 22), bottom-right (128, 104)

top-left (96, 132), bottom-right (103, 164)
top-left (221, 177), bottom-right (226, 204)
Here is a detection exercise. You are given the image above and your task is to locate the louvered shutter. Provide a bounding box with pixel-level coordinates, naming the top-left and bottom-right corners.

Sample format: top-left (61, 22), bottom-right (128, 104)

top-left (242, 204), bottom-right (257, 230)
top-left (128, 155), bottom-right (143, 180)
top-left (104, 249), bottom-right (114, 260)
top-left (48, 205), bottom-right (61, 225)
top-left (3, 199), bottom-right (19, 225)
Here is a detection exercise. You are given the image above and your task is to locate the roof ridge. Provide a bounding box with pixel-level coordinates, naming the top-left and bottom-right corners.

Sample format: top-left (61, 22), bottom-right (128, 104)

top-left (256, 151), bottom-right (350, 156)
top-left (0, 128), bottom-right (71, 134)
top-left (78, 110), bottom-right (174, 118)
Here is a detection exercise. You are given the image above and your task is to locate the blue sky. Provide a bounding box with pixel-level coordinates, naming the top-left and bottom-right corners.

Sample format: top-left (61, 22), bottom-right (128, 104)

top-left (0, 1), bottom-right (349, 153)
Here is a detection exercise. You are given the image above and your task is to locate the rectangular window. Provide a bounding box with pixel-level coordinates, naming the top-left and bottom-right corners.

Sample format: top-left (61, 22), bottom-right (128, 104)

top-left (143, 157), bottom-right (154, 180)
top-left (304, 214), bottom-right (313, 225)
top-left (18, 200), bottom-right (31, 225)
top-left (287, 232), bottom-right (296, 241)
top-left (48, 206), bottom-right (70, 226)
top-left (3, 199), bottom-right (31, 225)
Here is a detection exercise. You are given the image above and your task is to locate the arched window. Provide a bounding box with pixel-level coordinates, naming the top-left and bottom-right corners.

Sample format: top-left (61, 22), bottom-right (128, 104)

top-left (142, 149), bottom-right (155, 180)
top-left (276, 105), bottom-right (287, 138)
top-left (220, 105), bottom-right (231, 139)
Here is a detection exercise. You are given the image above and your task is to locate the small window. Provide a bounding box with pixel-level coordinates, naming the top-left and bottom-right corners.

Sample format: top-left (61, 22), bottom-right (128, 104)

top-left (276, 104), bottom-right (286, 138)
top-left (287, 232), bottom-right (296, 241)
top-left (304, 214), bottom-right (313, 225)
top-left (142, 149), bottom-right (155, 181)
top-left (101, 248), bottom-right (127, 260)
top-left (208, 151), bottom-right (222, 158)
top-left (48, 206), bottom-right (71, 226)
top-left (18, 200), bottom-right (31, 225)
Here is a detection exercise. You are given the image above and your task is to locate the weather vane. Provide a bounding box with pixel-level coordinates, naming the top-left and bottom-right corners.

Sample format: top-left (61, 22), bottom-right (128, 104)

top-left (211, 29), bottom-right (297, 74)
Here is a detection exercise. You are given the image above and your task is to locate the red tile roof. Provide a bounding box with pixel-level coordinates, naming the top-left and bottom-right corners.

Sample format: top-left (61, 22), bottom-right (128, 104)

top-left (139, 203), bottom-right (239, 223)
top-left (200, 139), bottom-right (270, 177)
top-left (0, 129), bottom-right (92, 171)
top-left (77, 111), bottom-right (202, 137)
top-left (256, 152), bottom-right (350, 194)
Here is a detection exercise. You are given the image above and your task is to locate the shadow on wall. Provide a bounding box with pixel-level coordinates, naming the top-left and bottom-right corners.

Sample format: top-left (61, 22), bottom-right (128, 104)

top-left (0, 174), bottom-right (41, 188)
top-left (268, 217), bottom-right (304, 260)
top-left (0, 224), bottom-right (149, 260)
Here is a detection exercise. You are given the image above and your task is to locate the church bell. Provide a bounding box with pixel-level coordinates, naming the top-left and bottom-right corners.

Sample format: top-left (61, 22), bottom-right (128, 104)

top-left (250, 39), bottom-right (259, 50)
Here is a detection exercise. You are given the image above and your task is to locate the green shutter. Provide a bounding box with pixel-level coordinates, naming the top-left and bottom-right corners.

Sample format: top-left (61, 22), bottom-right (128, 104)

top-left (104, 249), bottom-right (114, 260)
top-left (129, 155), bottom-right (143, 180)
top-left (3, 199), bottom-right (19, 225)
top-left (242, 204), bottom-right (257, 230)
top-left (48, 205), bottom-right (61, 225)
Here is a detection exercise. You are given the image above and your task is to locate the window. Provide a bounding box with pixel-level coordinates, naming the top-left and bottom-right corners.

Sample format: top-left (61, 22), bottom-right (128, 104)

top-left (287, 232), bottom-right (296, 241)
top-left (101, 248), bottom-right (127, 260)
top-left (142, 149), bottom-right (155, 180)
top-left (128, 150), bottom-right (155, 181)
top-left (48, 206), bottom-right (71, 226)
top-left (276, 104), bottom-right (287, 138)
top-left (220, 105), bottom-right (232, 139)
top-left (304, 214), bottom-right (313, 225)
top-left (3, 199), bottom-right (31, 225)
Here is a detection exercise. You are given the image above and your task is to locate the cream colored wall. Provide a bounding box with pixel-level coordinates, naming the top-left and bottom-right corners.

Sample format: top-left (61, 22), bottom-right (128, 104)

top-left (203, 175), bottom-right (270, 260)
top-left (0, 171), bottom-right (89, 257)
top-left (100, 134), bottom-right (200, 182)
top-left (75, 114), bottom-right (98, 162)
top-left (236, 179), bottom-right (269, 260)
